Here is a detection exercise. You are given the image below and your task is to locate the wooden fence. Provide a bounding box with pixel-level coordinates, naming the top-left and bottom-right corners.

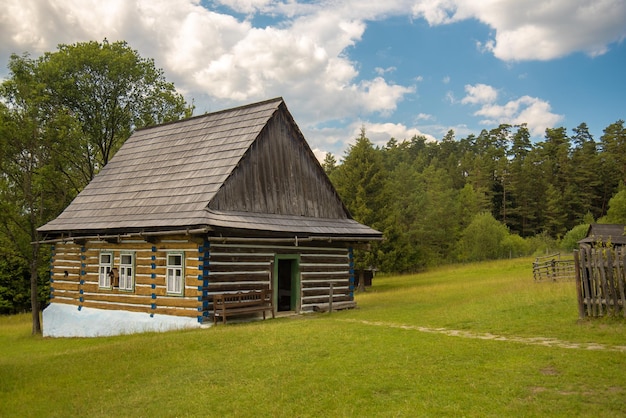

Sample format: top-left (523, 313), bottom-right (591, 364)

top-left (533, 253), bottom-right (576, 282)
top-left (574, 246), bottom-right (626, 318)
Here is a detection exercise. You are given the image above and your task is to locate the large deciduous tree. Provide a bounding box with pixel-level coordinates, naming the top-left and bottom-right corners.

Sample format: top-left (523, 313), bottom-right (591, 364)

top-left (0, 57), bottom-right (70, 333)
top-left (38, 40), bottom-right (193, 188)
top-left (0, 40), bottom-right (192, 333)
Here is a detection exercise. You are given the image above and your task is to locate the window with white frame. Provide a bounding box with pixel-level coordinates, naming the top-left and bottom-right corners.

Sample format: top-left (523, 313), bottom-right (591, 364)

top-left (166, 253), bottom-right (184, 295)
top-left (119, 253), bottom-right (134, 291)
top-left (99, 252), bottom-right (113, 288)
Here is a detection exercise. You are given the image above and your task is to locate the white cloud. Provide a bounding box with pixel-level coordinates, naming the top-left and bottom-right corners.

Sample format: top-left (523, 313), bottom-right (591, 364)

top-left (413, 0), bottom-right (626, 61)
top-left (304, 119), bottom-right (437, 162)
top-left (213, 0), bottom-right (274, 15)
top-left (461, 83), bottom-right (563, 136)
top-left (0, 0), bottom-right (415, 132)
top-left (461, 83), bottom-right (498, 105)
top-left (375, 66), bottom-right (397, 75)
top-left (0, 0), bottom-right (616, 156)
top-left (469, 94), bottom-right (563, 137)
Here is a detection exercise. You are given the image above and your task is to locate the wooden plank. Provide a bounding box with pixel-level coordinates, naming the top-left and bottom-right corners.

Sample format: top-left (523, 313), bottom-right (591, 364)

top-left (50, 299), bottom-right (80, 307)
top-left (302, 295), bottom-right (351, 304)
top-left (208, 283), bottom-right (268, 292)
top-left (209, 253), bottom-right (273, 263)
top-left (151, 306), bottom-right (200, 318)
top-left (302, 288), bottom-right (350, 297)
top-left (591, 249), bottom-right (601, 316)
top-left (301, 270), bottom-right (350, 278)
top-left (51, 290), bottom-right (80, 299)
top-left (51, 269), bottom-right (81, 279)
top-left (618, 248), bottom-right (626, 318)
top-left (208, 272), bottom-right (271, 282)
top-left (574, 250), bottom-right (585, 319)
top-left (582, 247), bottom-right (593, 317)
top-left (208, 264), bottom-right (271, 273)
top-left (587, 250), bottom-right (596, 315)
top-left (51, 281), bottom-right (80, 292)
top-left (606, 248), bottom-right (619, 316)
top-left (79, 293), bottom-right (200, 310)
top-left (81, 293), bottom-right (155, 305)
top-left (79, 300), bottom-right (154, 315)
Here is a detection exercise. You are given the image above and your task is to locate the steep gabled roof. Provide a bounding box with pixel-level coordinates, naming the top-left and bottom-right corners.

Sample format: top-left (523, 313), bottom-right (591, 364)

top-left (38, 98), bottom-right (381, 240)
top-left (579, 224), bottom-right (626, 245)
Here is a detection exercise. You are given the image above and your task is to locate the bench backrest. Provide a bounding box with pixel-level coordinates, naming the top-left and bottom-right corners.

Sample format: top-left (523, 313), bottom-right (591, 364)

top-left (214, 290), bottom-right (271, 308)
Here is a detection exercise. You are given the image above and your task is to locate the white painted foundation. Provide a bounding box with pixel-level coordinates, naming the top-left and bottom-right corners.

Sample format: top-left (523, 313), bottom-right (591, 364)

top-left (42, 303), bottom-right (205, 338)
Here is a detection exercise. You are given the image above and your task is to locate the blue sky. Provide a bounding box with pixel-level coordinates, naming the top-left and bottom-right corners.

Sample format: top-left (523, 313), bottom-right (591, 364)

top-left (1, 0), bottom-right (625, 160)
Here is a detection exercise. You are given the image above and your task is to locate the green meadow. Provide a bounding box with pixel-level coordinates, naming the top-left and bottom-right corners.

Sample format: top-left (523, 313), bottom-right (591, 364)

top-left (1, 257), bottom-right (625, 417)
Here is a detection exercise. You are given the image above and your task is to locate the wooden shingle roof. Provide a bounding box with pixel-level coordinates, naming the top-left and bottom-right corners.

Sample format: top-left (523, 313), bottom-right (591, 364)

top-left (579, 224), bottom-right (626, 245)
top-left (38, 98), bottom-right (381, 240)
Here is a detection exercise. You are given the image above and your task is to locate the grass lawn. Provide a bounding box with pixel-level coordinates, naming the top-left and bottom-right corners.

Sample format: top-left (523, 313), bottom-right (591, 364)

top-left (1, 257), bottom-right (625, 417)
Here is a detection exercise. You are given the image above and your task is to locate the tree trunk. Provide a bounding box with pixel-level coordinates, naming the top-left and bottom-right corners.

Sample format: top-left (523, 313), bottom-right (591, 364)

top-left (30, 242), bottom-right (41, 335)
top-left (357, 269), bottom-right (365, 293)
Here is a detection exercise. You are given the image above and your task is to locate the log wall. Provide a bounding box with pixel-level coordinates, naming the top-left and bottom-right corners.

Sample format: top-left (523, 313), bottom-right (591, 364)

top-left (50, 235), bottom-right (208, 321)
top-left (49, 235), bottom-right (355, 322)
top-left (205, 240), bottom-right (354, 313)
top-left (575, 246), bottom-right (626, 318)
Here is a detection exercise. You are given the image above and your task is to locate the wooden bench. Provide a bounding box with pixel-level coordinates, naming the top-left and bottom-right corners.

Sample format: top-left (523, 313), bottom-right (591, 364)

top-left (213, 289), bottom-right (274, 324)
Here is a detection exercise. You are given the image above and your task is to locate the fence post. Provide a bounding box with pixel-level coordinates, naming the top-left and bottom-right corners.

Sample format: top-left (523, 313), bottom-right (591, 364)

top-left (574, 250), bottom-right (585, 320)
top-left (329, 282), bottom-right (334, 314)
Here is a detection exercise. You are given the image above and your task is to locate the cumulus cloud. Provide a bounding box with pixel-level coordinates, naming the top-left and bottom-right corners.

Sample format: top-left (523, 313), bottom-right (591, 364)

top-left (460, 83), bottom-right (498, 105)
top-left (413, 0), bottom-right (626, 61)
top-left (213, 0), bottom-right (275, 14)
top-left (375, 66), bottom-right (397, 76)
top-left (0, 0), bottom-right (416, 130)
top-left (461, 83), bottom-right (563, 136)
top-left (0, 0), bottom-right (618, 156)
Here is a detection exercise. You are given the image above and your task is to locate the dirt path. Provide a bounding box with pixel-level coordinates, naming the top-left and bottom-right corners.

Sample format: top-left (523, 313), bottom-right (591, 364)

top-left (341, 319), bottom-right (626, 353)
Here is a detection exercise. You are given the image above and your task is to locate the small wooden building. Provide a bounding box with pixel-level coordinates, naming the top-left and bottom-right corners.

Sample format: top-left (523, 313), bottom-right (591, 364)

top-left (576, 224), bottom-right (626, 318)
top-left (38, 98), bottom-right (381, 335)
top-left (578, 224), bottom-right (626, 247)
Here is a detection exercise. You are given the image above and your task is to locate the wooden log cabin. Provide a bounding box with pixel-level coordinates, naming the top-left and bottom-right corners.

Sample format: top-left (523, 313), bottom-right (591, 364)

top-left (38, 98), bottom-right (382, 336)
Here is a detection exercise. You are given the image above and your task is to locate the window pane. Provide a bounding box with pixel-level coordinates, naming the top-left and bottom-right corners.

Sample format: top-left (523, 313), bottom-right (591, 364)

top-left (168, 254), bottom-right (182, 266)
top-left (121, 254), bottom-right (132, 264)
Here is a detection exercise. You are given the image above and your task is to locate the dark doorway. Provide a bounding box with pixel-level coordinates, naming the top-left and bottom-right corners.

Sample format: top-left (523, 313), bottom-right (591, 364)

top-left (277, 259), bottom-right (294, 312)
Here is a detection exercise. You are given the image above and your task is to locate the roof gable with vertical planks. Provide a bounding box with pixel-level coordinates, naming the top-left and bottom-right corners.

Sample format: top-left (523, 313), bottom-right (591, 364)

top-left (38, 98), bottom-right (381, 240)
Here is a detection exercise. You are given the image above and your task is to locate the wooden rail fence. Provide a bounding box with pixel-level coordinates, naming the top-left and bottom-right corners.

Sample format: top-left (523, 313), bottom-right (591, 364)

top-left (574, 246), bottom-right (626, 318)
top-left (533, 253), bottom-right (575, 282)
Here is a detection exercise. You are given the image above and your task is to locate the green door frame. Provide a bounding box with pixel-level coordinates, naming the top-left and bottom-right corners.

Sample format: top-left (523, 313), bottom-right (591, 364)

top-left (273, 254), bottom-right (300, 313)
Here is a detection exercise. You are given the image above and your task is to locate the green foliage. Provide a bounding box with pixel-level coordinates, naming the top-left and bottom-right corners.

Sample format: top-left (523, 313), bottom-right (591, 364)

top-left (456, 212), bottom-right (511, 261)
top-left (603, 188), bottom-right (626, 224)
top-left (326, 120), bottom-right (626, 273)
top-left (0, 40), bottom-right (192, 317)
top-left (526, 231), bottom-right (559, 256)
top-left (321, 152), bottom-right (337, 176)
top-left (331, 129), bottom-right (387, 269)
top-left (560, 223), bottom-right (590, 251)
top-left (0, 249), bottom-right (29, 314)
top-left (37, 39), bottom-right (193, 185)
top-left (500, 233), bottom-right (530, 258)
